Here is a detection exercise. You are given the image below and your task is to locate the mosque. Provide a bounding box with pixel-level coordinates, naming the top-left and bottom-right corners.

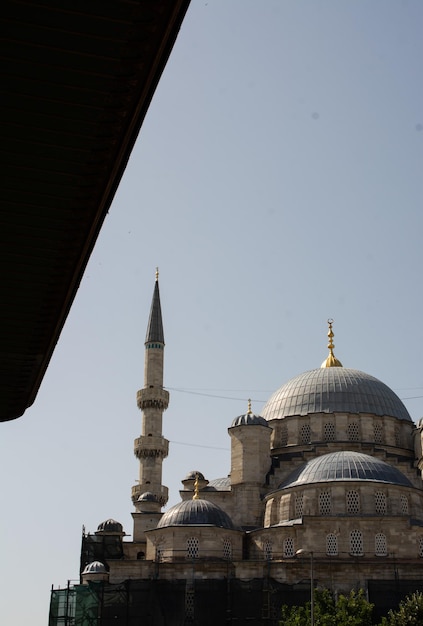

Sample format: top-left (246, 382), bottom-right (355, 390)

top-left (49, 275), bottom-right (423, 625)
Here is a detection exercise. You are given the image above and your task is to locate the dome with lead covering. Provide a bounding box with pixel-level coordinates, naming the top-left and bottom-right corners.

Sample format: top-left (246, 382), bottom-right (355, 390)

top-left (96, 518), bottom-right (123, 533)
top-left (82, 561), bottom-right (107, 574)
top-left (262, 368), bottom-right (411, 422)
top-left (277, 451), bottom-right (413, 490)
top-left (231, 412), bottom-right (268, 427)
top-left (138, 492), bottom-right (158, 502)
top-left (157, 498), bottom-right (234, 529)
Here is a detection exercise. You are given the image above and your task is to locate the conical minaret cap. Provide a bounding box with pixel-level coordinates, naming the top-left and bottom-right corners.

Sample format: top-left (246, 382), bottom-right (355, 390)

top-left (145, 268), bottom-right (165, 344)
top-left (321, 319), bottom-right (343, 368)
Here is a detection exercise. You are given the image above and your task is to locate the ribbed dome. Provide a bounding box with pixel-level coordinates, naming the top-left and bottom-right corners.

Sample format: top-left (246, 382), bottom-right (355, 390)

top-left (278, 451), bottom-right (412, 490)
top-left (231, 412), bottom-right (269, 427)
top-left (184, 471), bottom-right (205, 481)
top-left (96, 518), bottom-right (123, 533)
top-left (262, 368), bottom-right (411, 422)
top-left (82, 561), bottom-right (107, 574)
top-left (157, 499), bottom-right (234, 529)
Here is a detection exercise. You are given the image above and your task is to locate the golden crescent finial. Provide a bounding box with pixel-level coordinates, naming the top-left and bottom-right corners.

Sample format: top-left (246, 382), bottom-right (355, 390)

top-left (321, 319), bottom-right (343, 368)
top-left (155, 267), bottom-right (159, 281)
top-left (193, 472), bottom-right (200, 500)
top-left (247, 398), bottom-right (252, 415)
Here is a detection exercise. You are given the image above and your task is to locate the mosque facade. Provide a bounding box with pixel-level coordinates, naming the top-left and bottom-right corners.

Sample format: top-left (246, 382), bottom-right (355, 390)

top-left (49, 276), bottom-right (423, 625)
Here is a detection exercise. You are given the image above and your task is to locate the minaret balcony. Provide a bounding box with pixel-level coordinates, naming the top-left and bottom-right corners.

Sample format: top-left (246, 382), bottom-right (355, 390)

top-left (134, 435), bottom-right (169, 459)
top-left (137, 387), bottom-right (169, 411)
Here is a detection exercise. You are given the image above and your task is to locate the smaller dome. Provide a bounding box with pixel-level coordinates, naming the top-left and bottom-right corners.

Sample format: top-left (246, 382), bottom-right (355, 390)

top-left (278, 451), bottom-right (412, 490)
top-left (157, 499), bottom-right (234, 529)
top-left (82, 561), bottom-right (107, 575)
top-left (231, 412), bottom-right (268, 427)
top-left (138, 491), bottom-right (158, 502)
top-left (96, 518), bottom-right (123, 533)
top-left (184, 471), bottom-right (205, 481)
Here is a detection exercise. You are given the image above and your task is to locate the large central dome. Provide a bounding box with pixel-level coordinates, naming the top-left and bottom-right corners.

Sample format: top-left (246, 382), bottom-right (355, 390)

top-left (262, 368), bottom-right (411, 422)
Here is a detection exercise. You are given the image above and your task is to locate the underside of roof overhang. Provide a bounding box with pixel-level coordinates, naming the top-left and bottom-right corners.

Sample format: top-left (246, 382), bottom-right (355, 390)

top-left (0, 0), bottom-right (191, 420)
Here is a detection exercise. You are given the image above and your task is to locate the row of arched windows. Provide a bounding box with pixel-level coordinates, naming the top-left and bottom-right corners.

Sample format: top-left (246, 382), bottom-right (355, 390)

top-left (263, 531), bottom-right (391, 559)
top-left (156, 537), bottom-right (233, 561)
top-left (292, 490), bottom-right (409, 518)
top-left (278, 422), bottom-right (402, 447)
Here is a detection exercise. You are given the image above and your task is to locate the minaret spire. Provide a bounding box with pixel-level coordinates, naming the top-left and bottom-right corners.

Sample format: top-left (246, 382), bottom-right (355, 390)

top-left (132, 271), bottom-right (170, 512)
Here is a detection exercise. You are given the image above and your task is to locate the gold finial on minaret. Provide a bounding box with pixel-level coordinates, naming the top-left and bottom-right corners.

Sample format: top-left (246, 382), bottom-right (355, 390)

top-left (193, 473), bottom-right (200, 500)
top-left (247, 398), bottom-right (252, 415)
top-left (155, 267), bottom-right (159, 281)
top-left (321, 318), bottom-right (343, 368)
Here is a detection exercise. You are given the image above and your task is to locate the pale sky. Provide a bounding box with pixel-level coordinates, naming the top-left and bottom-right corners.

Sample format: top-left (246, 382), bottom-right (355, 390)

top-left (1, 2), bottom-right (423, 624)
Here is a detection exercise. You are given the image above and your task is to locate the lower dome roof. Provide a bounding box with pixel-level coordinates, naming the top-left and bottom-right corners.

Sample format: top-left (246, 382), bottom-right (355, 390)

top-left (157, 498), bottom-right (234, 529)
top-left (262, 368), bottom-right (411, 422)
top-left (277, 451), bottom-right (412, 490)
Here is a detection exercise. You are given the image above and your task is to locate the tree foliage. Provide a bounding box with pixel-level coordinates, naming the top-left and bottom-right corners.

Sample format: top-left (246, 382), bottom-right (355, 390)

top-left (280, 588), bottom-right (374, 626)
top-left (380, 592), bottom-right (423, 626)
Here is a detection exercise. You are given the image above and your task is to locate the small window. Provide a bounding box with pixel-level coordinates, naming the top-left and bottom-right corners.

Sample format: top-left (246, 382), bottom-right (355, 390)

top-left (374, 423), bottom-right (383, 444)
top-left (400, 495), bottom-right (409, 515)
top-left (324, 422), bottom-right (335, 441)
top-left (319, 491), bottom-right (332, 516)
top-left (348, 421), bottom-right (360, 442)
top-left (419, 538), bottom-right (423, 558)
top-left (347, 490), bottom-right (360, 515)
top-left (350, 530), bottom-right (363, 556)
top-left (300, 423), bottom-right (311, 444)
top-left (326, 533), bottom-right (338, 556)
top-left (186, 537), bottom-right (199, 560)
top-left (375, 533), bottom-right (387, 556)
top-left (264, 540), bottom-right (272, 561)
top-left (294, 493), bottom-right (303, 518)
top-left (375, 491), bottom-right (387, 515)
top-left (223, 538), bottom-right (232, 560)
top-left (280, 424), bottom-right (288, 447)
top-left (283, 537), bottom-right (294, 558)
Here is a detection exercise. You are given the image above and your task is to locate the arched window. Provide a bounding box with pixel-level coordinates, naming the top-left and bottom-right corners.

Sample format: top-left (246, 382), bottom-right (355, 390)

top-left (375, 491), bottom-right (387, 515)
top-left (264, 540), bottom-right (272, 561)
top-left (300, 423), bottom-right (311, 444)
top-left (223, 538), bottom-right (232, 560)
top-left (280, 423), bottom-right (288, 446)
top-left (347, 490), bottom-right (360, 515)
top-left (326, 533), bottom-right (338, 556)
top-left (186, 537), bottom-right (199, 560)
top-left (155, 544), bottom-right (163, 562)
top-left (350, 530), bottom-right (363, 556)
top-left (374, 422), bottom-right (383, 443)
top-left (348, 421), bottom-right (360, 442)
top-left (319, 491), bottom-right (332, 516)
top-left (400, 495), bottom-right (409, 515)
top-left (283, 537), bottom-right (294, 558)
top-left (375, 533), bottom-right (387, 556)
top-left (295, 493), bottom-right (304, 518)
top-left (324, 422), bottom-right (335, 441)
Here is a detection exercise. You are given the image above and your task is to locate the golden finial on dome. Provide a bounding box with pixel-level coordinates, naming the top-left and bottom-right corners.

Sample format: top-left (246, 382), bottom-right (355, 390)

top-left (193, 472), bottom-right (200, 500)
top-left (321, 318), bottom-right (343, 368)
top-left (155, 267), bottom-right (159, 281)
top-left (247, 398), bottom-right (252, 415)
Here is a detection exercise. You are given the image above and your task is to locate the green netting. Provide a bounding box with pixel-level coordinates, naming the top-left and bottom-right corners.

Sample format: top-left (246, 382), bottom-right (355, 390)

top-left (49, 584), bottom-right (100, 626)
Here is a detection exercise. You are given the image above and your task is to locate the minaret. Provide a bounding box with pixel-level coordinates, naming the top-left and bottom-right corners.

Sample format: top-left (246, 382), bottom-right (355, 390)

top-left (132, 269), bottom-right (169, 513)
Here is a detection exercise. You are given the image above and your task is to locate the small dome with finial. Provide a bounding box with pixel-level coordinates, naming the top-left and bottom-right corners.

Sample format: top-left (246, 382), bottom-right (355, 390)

top-left (321, 319), bottom-right (343, 368)
top-left (231, 399), bottom-right (269, 427)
